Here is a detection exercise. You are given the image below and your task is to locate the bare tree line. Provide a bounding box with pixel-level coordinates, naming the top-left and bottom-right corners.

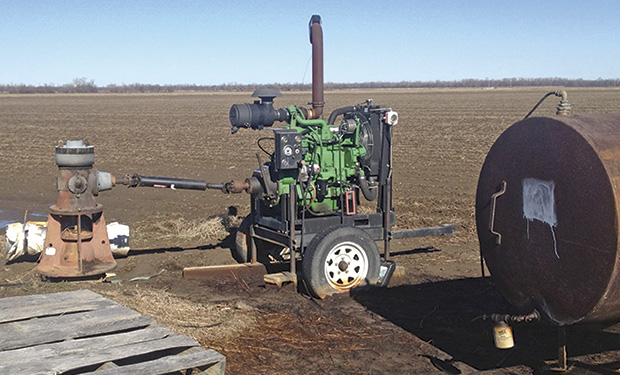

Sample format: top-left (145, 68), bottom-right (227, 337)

top-left (2, 77), bottom-right (619, 94)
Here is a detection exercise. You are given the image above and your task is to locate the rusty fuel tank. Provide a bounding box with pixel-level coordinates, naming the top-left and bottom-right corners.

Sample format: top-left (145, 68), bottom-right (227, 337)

top-left (476, 113), bottom-right (620, 325)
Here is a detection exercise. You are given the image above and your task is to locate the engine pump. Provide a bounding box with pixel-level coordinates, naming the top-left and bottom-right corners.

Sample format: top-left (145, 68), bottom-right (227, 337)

top-left (111, 14), bottom-right (456, 298)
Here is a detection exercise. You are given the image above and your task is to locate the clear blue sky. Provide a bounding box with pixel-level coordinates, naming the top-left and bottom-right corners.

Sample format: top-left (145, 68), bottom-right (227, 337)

top-left (2, 0), bottom-right (619, 86)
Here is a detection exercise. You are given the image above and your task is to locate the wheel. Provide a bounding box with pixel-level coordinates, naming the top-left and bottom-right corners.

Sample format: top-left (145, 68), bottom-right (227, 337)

top-left (233, 215), bottom-right (287, 263)
top-left (302, 226), bottom-right (380, 299)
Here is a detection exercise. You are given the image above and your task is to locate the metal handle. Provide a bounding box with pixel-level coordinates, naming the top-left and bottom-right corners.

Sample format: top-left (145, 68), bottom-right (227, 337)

top-left (489, 181), bottom-right (507, 245)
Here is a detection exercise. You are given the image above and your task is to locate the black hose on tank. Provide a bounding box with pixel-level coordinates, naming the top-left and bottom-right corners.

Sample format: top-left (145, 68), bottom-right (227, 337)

top-left (523, 89), bottom-right (571, 119)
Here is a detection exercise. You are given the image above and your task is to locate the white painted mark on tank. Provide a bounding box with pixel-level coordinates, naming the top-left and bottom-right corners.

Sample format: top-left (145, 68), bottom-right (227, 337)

top-left (523, 178), bottom-right (559, 258)
top-left (523, 178), bottom-right (557, 225)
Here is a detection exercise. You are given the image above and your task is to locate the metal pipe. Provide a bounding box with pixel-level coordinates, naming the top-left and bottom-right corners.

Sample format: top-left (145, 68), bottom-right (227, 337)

top-left (206, 182), bottom-right (225, 190)
top-left (309, 15), bottom-right (324, 119)
top-left (77, 214), bottom-right (83, 273)
top-left (473, 310), bottom-right (541, 324)
top-left (117, 174), bottom-right (257, 195)
top-left (557, 327), bottom-right (567, 371)
top-left (554, 89), bottom-right (572, 116)
top-left (119, 174), bottom-right (208, 190)
top-left (249, 224), bottom-right (257, 264)
top-left (249, 194), bottom-right (258, 264)
top-left (383, 178), bottom-right (392, 261)
top-left (289, 184), bottom-right (297, 282)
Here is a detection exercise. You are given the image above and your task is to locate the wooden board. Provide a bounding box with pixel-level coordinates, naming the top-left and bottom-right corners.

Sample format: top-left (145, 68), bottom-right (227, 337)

top-left (183, 262), bottom-right (267, 279)
top-left (0, 290), bottom-right (225, 375)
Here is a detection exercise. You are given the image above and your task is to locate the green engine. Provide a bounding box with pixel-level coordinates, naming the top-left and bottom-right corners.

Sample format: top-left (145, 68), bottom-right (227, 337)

top-left (229, 90), bottom-right (398, 216)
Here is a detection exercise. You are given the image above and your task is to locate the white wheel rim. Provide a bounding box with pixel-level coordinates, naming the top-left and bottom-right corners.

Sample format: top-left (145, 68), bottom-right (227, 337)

top-left (323, 241), bottom-right (369, 290)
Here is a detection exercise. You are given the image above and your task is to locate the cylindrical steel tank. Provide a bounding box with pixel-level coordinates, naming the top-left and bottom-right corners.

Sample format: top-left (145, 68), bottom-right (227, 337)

top-left (476, 113), bottom-right (620, 325)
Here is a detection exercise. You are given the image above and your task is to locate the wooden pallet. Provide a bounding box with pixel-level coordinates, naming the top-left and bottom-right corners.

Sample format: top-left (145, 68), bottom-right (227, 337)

top-left (0, 289), bottom-right (225, 375)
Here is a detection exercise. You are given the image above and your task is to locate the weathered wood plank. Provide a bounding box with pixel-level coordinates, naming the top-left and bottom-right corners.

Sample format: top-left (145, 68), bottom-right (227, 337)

top-left (0, 297), bottom-right (118, 323)
top-left (0, 304), bottom-right (153, 350)
top-left (0, 289), bottom-right (101, 311)
top-left (0, 290), bottom-right (225, 375)
top-left (0, 326), bottom-right (173, 364)
top-left (203, 359), bottom-right (226, 375)
top-left (0, 335), bottom-right (200, 375)
top-left (179, 347), bottom-right (226, 375)
top-left (81, 349), bottom-right (226, 375)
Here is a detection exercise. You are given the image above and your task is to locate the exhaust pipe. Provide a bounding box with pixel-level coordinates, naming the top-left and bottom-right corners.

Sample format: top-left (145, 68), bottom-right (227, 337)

top-left (308, 15), bottom-right (324, 119)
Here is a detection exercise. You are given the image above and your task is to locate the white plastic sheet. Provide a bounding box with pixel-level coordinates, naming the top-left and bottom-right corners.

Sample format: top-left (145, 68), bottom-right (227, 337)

top-left (5, 221), bottom-right (130, 261)
top-left (5, 221), bottom-right (47, 262)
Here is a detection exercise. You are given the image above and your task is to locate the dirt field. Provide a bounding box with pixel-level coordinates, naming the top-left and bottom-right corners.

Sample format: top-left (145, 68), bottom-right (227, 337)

top-left (2, 88), bottom-right (620, 374)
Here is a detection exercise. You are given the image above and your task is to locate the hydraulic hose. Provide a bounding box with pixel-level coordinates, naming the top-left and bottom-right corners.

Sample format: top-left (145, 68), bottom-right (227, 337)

top-left (358, 174), bottom-right (377, 201)
top-left (328, 106), bottom-right (357, 125)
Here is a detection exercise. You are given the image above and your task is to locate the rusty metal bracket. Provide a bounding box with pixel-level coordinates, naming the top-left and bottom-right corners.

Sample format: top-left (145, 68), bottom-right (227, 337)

top-left (489, 181), bottom-right (507, 245)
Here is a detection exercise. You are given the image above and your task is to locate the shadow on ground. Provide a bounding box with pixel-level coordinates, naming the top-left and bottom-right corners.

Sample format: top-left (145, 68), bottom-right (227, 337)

top-left (353, 277), bottom-right (620, 373)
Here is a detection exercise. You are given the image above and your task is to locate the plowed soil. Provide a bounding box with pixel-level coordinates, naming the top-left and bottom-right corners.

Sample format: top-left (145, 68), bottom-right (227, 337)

top-left (2, 88), bottom-right (620, 374)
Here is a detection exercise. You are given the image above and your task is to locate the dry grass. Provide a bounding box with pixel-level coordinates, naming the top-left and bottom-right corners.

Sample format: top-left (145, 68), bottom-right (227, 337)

top-left (131, 214), bottom-right (242, 249)
top-left (99, 287), bottom-right (256, 344)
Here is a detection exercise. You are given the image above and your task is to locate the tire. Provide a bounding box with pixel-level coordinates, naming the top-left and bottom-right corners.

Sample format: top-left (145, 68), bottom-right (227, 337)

top-left (233, 215), bottom-right (287, 264)
top-left (302, 226), bottom-right (380, 299)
